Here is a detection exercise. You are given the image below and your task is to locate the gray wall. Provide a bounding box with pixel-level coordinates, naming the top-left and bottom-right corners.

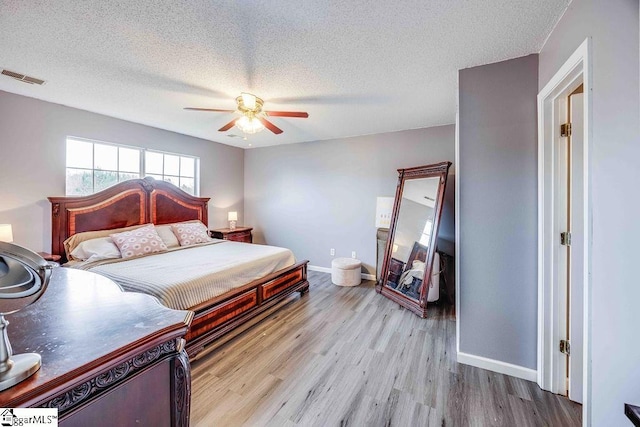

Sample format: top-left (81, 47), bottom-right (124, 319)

top-left (0, 91), bottom-right (244, 252)
top-left (244, 126), bottom-right (455, 275)
top-left (458, 55), bottom-right (539, 369)
top-left (539, 0), bottom-right (640, 424)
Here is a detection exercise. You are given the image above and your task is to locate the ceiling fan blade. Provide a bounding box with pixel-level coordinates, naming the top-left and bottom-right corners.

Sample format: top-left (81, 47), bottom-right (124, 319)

top-left (184, 107), bottom-right (235, 113)
top-left (218, 118), bottom-right (238, 132)
top-left (264, 111), bottom-right (309, 118)
top-left (258, 117), bottom-right (283, 134)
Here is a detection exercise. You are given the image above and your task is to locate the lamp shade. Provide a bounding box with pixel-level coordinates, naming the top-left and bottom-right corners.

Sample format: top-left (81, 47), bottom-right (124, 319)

top-left (235, 115), bottom-right (265, 134)
top-left (241, 93), bottom-right (257, 110)
top-left (0, 225), bottom-right (13, 243)
top-left (227, 212), bottom-right (238, 222)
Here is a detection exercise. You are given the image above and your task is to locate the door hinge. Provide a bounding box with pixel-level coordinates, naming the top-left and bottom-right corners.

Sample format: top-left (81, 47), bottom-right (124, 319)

top-left (560, 123), bottom-right (572, 137)
top-left (560, 231), bottom-right (572, 246)
top-left (560, 339), bottom-right (571, 355)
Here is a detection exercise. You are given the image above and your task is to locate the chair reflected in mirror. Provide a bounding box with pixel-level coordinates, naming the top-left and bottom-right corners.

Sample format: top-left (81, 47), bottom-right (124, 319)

top-left (387, 241), bottom-right (428, 300)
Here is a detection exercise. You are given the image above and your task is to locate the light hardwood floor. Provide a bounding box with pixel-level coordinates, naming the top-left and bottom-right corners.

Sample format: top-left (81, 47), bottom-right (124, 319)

top-left (191, 271), bottom-right (581, 426)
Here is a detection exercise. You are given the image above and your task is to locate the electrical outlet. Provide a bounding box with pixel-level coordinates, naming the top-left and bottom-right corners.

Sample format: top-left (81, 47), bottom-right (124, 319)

top-left (330, 248), bottom-right (335, 256)
top-left (351, 251), bottom-right (356, 259)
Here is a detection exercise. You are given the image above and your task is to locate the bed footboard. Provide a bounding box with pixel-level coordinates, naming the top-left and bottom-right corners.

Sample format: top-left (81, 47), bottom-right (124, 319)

top-left (185, 260), bottom-right (309, 359)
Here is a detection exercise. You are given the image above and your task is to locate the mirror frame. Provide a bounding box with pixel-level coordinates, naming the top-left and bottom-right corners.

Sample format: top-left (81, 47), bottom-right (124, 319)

top-left (375, 161), bottom-right (452, 317)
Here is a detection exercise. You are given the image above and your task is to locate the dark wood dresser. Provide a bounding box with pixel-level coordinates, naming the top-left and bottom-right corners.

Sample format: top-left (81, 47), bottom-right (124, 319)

top-left (0, 268), bottom-right (193, 426)
top-left (387, 257), bottom-right (405, 287)
top-left (210, 227), bottom-right (253, 243)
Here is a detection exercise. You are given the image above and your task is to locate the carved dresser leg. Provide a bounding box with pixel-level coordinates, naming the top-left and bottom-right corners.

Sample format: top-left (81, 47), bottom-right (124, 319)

top-left (171, 341), bottom-right (191, 427)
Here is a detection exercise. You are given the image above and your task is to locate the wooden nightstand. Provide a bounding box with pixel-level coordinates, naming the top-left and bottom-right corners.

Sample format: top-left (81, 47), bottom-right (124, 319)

top-left (210, 227), bottom-right (253, 243)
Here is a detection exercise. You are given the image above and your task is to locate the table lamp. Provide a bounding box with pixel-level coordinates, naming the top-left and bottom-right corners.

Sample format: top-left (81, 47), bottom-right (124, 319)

top-left (0, 225), bottom-right (13, 243)
top-left (228, 212), bottom-right (238, 231)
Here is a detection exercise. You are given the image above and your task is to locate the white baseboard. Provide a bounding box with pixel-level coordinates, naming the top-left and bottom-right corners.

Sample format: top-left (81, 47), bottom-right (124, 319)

top-left (308, 264), bottom-right (377, 281)
top-left (457, 352), bottom-right (537, 382)
top-left (308, 265), bottom-right (332, 274)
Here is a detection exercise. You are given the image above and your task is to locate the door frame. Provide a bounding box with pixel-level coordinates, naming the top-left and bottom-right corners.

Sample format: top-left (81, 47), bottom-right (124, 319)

top-left (537, 37), bottom-right (592, 422)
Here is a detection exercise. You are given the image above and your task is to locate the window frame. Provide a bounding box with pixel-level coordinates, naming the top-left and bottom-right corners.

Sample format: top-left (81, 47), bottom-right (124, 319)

top-left (419, 219), bottom-right (434, 246)
top-left (143, 149), bottom-right (200, 196)
top-left (65, 136), bottom-right (200, 196)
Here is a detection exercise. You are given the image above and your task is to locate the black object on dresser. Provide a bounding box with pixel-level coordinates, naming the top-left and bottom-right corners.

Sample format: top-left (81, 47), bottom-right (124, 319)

top-left (626, 404), bottom-right (640, 426)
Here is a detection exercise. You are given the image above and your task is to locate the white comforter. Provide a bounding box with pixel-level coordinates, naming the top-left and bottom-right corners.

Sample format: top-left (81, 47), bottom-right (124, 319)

top-left (71, 241), bottom-right (296, 310)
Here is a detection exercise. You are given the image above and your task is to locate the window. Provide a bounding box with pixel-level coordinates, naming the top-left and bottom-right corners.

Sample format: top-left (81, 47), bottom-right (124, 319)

top-left (419, 219), bottom-right (434, 246)
top-left (144, 151), bottom-right (197, 196)
top-left (65, 137), bottom-right (199, 196)
top-left (66, 138), bottom-right (141, 196)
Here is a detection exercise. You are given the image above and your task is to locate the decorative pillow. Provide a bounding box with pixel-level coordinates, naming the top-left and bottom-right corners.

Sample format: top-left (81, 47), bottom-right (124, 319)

top-left (64, 224), bottom-right (145, 260)
top-left (70, 237), bottom-right (122, 262)
top-left (110, 224), bottom-right (168, 259)
top-left (155, 224), bottom-right (180, 248)
top-left (171, 221), bottom-right (211, 247)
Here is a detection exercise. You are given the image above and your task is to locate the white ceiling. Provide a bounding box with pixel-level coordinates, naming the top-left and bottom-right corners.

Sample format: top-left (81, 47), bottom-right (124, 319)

top-left (0, 1), bottom-right (568, 148)
top-left (403, 177), bottom-right (441, 208)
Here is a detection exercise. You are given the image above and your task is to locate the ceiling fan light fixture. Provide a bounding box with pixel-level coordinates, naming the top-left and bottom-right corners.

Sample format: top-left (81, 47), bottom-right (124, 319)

top-left (235, 115), bottom-right (265, 134)
top-left (185, 92), bottom-right (306, 136)
top-left (236, 92), bottom-right (263, 114)
top-left (240, 92), bottom-right (257, 110)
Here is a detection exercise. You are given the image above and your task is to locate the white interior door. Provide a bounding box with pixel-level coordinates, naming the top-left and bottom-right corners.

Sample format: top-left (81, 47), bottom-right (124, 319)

top-left (554, 97), bottom-right (569, 396)
top-left (537, 39), bottom-right (590, 421)
top-left (568, 92), bottom-right (584, 404)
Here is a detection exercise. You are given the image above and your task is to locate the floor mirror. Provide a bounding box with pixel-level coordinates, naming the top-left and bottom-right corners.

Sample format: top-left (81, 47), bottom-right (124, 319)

top-left (376, 162), bottom-right (451, 317)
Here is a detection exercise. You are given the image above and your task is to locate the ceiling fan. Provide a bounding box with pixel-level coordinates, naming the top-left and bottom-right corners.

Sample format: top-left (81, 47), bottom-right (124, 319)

top-left (184, 93), bottom-right (308, 135)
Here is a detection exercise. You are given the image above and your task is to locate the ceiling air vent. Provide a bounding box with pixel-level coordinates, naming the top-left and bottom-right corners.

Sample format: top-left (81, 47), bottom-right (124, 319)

top-left (1, 69), bottom-right (46, 85)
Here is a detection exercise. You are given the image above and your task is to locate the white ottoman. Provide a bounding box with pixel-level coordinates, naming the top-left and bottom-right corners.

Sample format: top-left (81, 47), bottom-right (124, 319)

top-left (331, 258), bottom-right (362, 287)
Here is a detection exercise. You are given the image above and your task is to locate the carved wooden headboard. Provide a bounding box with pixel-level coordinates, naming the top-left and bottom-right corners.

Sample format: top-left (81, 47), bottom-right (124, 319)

top-left (48, 177), bottom-right (210, 258)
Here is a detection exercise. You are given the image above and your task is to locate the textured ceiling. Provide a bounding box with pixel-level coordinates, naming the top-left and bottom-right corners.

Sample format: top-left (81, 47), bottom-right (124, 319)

top-left (0, 1), bottom-right (568, 148)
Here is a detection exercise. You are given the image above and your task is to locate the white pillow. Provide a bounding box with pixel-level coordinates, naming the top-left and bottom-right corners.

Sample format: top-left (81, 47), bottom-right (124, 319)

top-left (171, 221), bottom-right (211, 246)
top-left (155, 224), bottom-right (180, 248)
top-left (110, 224), bottom-right (168, 259)
top-left (70, 237), bottom-right (122, 262)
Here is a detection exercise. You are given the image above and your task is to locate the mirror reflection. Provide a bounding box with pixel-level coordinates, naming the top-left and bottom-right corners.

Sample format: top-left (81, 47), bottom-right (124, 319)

top-left (385, 177), bottom-right (440, 301)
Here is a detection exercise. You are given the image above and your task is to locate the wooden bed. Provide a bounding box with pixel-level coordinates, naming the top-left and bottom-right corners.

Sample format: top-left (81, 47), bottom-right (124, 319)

top-left (49, 177), bottom-right (309, 359)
